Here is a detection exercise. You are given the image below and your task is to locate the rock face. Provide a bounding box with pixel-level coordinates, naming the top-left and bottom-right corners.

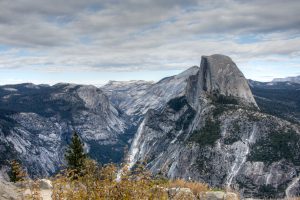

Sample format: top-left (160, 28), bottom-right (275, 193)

top-left (0, 179), bottom-right (21, 200)
top-left (0, 83), bottom-right (130, 177)
top-left (198, 55), bottom-right (257, 107)
top-left (102, 66), bottom-right (199, 118)
top-left (167, 188), bottom-right (239, 200)
top-left (109, 55), bottom-right (300, 198)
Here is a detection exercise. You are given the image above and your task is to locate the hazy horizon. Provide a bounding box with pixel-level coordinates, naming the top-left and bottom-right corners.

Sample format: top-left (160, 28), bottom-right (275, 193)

top-left (0, 64), bottom-right (298, 87)
top-left (0, 0), bottom-right (300, 85)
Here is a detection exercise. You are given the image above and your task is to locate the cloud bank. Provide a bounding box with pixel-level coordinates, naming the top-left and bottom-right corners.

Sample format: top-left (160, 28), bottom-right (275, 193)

top-left (0, 0), bottom-right (299, 82)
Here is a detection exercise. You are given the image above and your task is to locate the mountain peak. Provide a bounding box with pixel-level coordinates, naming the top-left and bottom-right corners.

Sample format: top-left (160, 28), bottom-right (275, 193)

top-left (203, 54), bottom-right (233, 61)
top-left (199, 54), bottom-right (257, 107)
top-left (175, 66), bottom-right (199, 78)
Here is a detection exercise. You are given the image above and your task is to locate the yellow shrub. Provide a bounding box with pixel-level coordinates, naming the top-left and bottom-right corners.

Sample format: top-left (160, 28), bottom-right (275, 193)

top-left (168, 179), bottom-right (209, 195)
top-left (49, 160), bottom-right (168, 200)
top-left (25, 160), bottom-right (242, 200)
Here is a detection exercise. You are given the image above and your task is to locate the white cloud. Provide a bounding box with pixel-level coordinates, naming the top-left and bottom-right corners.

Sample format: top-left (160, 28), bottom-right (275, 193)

top-left (0, 0), bottom-right (299, 81)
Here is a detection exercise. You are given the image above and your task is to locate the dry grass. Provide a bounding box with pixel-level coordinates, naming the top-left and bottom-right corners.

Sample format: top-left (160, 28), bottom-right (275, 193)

top-left (224, 186), bottom-right (241, 200)
top-left (168, 178), bottom-right (209, 195)
top-left (50, 160), bottom-right (169, 200)
top-left (23, 160), bottom-right (245, 200)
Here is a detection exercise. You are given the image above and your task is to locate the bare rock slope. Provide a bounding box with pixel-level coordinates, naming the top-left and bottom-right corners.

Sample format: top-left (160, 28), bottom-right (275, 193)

top-left (109, 54), bottom-right (300, 198)
top-left (0, 83), bottom-right (130, 177)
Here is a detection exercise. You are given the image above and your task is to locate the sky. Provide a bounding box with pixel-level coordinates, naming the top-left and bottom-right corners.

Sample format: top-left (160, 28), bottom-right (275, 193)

top-left (0, 0), bottom-right (300, 85)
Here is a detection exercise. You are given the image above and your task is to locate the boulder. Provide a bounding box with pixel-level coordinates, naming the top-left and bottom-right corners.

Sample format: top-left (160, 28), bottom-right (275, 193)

top-left (198, 191), bottom-right (239, 200)
top-left (168, 187), bottom-right (196, 200)
top-left (40, 179), bottom-right (52, 189)
top-left (225, 192), bottom-right (239, 200)
top-left (204, 191), bottom-right (225, 200)
top-left (0, 179), bottom-right (21, 200)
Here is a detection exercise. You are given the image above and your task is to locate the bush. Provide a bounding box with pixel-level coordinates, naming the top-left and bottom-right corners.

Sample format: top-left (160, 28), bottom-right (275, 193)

top-left (168, 96), bottom-right (188, 111)
top-left (51, 162), bottom-right (169, 200)
top-left (9, 160), bottom-right (26, 183)
top-left (24, 160), bottom-right (232, 199)
top-left (212, 105), bottom-right (228, 117)
top-left (214, 94), bottom-right (238, 105)
top-left (168, 179), bottom-right (209, 195)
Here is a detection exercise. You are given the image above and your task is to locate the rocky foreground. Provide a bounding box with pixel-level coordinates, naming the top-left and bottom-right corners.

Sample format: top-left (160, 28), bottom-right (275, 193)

top-left (1, 178), bottom-right (240, 200)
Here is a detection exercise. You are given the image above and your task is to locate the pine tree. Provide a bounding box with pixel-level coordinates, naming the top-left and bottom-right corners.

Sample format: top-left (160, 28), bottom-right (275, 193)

top-left (65, 131), bottom-right (87, 174)
top-left (9, 160), bottom-right (26, 182)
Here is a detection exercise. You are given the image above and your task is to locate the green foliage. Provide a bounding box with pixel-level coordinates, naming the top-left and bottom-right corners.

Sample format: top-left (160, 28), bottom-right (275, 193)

top-left (258, 184), bottom-right (277, 198)
top-left (24, 159), bottom-right (226, 199)
top-left (212, 105), bottom-right (228, 117)
top-left (65, 132), bottom-right (87, 175)
top-left (51, 162), bottom-right (169, 200)
top-left (246, 112), bottom-right (261, 122)
top-left (167, 96), bottom-right (196, 132)
top-left (211, 95), bottom-right (238, 118)
top-left (248, 129), bottom-right (300, 165)
top-left (189, 119), bottom-right (221, 146)
top-left (9, 160), bottom-right (26, 182)
top-left (168, 96), bottom-right (188, 111)
top-left (223, 122), bottom-right (241, 145)
top-left (175, 108), bottom-right (196, 131)
top-left (214, 94), bottom-right (238, 105)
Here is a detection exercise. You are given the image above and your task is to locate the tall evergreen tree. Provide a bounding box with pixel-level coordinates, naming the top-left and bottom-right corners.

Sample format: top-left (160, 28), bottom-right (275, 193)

top-left (9, 160), bottom-right (26, 182)
top-left (65, 132), bottom-right (87, 174)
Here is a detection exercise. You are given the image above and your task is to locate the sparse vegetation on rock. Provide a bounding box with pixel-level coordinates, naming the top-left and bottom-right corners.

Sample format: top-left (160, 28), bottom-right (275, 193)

top-left (248, 128), bottom-right (300, 165)
top-left (189, 119), bottom-right (221, 146)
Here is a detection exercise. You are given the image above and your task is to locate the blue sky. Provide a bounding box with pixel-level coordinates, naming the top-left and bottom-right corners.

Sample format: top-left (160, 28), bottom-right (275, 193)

top-left (0, 0), bottom-right (300, 85)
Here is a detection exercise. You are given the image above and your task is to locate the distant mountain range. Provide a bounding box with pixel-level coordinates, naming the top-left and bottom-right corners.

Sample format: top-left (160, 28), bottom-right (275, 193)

top-left (0, 83), bottom-right (131, 176)
top-left (273, 75), bottom-right (300, 83)
top-left (0, 55), bottom-right (299, 198)
top-left (249, 80), bottom-right (300, 123)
